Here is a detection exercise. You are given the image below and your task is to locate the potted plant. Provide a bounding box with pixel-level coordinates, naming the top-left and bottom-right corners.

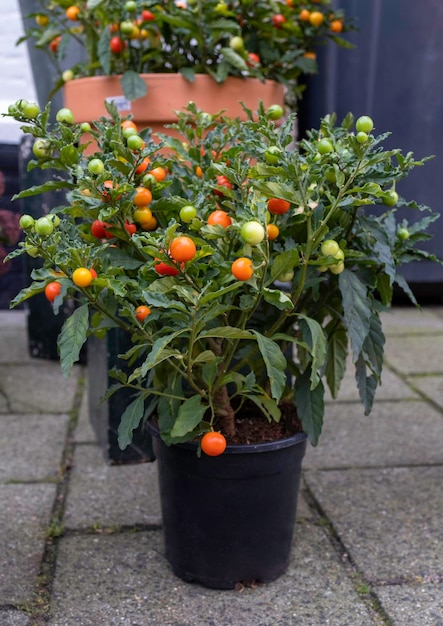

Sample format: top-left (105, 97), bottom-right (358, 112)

top-left (18, 0), bottom-right (352, 125)
top-left (4, 99), bottom-right (440, 588)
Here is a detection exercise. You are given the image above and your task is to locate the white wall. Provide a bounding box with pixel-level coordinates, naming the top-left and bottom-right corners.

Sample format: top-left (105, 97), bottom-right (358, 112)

top-left (0, 0), bottom-right (37, 144)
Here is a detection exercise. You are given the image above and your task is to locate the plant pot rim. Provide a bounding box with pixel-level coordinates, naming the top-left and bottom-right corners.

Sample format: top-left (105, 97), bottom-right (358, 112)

top-left (66, 73), bottom-right (285, 89)
top-left (147, 421), bottom-right (307, 455)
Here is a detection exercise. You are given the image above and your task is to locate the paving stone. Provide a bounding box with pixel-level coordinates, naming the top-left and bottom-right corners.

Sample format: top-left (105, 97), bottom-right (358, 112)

top-left (49, 525), bottom-right (374, 626)
top-left (73, 381), bottom-right (97, 444)
top-left (0, 611), bottom-right (30, 626)
top-left (64, 444), bottom-right (162, 529)
top-left (376, 583), bottom-right (443, 626)
top-left (304, 400), bottom-right (443, 469)
top-left (406, 375), bottom-right (443, 411)
top-left (380, 307), bottom-right (443, 335)
top-left (324, 359), bottom-right (418, 403)
top-left (0, 413), bottom-right (69, 481)
top-left (384, 334), bottom-right (443, 375)
top-left (0, 312), bottom-right (31, 363)
top-left (304, 466), bottom-right (443, 582)
top-left (0, 483), bottom-right (56, 605)
top-left (0, 363), bottom-right (81, 414)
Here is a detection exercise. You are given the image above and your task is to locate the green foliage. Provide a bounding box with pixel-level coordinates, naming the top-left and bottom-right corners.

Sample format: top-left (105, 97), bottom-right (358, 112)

top-left (19, 0), bottom-right (354, 107)
top-left (4, 101), bottom-right (441, 447)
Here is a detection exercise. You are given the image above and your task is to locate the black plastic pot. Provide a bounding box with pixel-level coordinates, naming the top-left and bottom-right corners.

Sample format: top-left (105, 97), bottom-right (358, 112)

top-left (88, 330), bottom-right (155, 464)
top-left (150, 425), bottom-right (307, 589)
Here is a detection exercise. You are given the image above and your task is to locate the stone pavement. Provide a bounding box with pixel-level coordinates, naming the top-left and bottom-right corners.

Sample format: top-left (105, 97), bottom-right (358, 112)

top-left (0, 306), bottom-right (442, 626)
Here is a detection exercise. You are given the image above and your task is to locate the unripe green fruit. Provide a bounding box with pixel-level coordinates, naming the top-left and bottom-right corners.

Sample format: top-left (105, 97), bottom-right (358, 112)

top-left (34, 217), bottom-right (54, 236)
top-left (355, 115), bottom-right (374, 134)
top-left (318, 139), bottom-right (334, 155)
top-left (56, 107), bottom-right (75, 124)
top-left (19, 214), bottom-right (35, 230)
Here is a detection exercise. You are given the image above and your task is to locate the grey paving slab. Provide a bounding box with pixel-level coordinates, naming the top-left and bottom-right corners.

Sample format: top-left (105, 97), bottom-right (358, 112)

top-left (64, 444), bottom-right (161, 529)
top-left (406, 375), bottom-right (443, 411)
top-left (0, 611), bottom-right (30, 626)
top-left (324, 358), bottom-right (419, 403)
top-left (304, 466), bottom-right (443, 583)
top-left (49, 525), bottom-right (375, 626)
top-left (304, 400), bottom-right (443, 469)
top-left (380, 307), bottom-right (443, 335)
top-left (384, 334), bottom-right (443, 376)
top-left (73, 382), bottom-right (97, 444)
top-left (0, 363), bottom-right (81, 414)
top-left (0, 413), bottom-right (69, 481)
top-left (376, 583), bottom-right (443, 626)
top-left (0, 312), bottom-right (32, 363)
top-left (0, 483), bottom-right (57, 605)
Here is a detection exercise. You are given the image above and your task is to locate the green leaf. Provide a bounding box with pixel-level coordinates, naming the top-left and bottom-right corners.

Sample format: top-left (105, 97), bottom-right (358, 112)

top-left (355, 354), bottom-right (378, 415)
top-left (270, 249), bottom-right (300, 282)
top-left (262, 287), bottom-right (294, 310)
top-left (59, 145), bottom-right (79, 168)
top-left (325, 319), bottom-right (348, 399)
top-left (57, 304), bottom-right (89, 378)
top-left (117, 395), bottom-right (145, 450)
top-left (97, 28), bottom-right (111, 75)
top-left (298, 315), bottom-right (327, 388)
top-left (339, 269), bottom-right (371, 361)
top-left (220, 47), bottom-right (248, 71)
top-left (179, 67), bottom-right (195, 82)
top-left (120, 71), bottom-right (147, 101)
top-left (252, 331), bottom-right (287, 401)
top-left (198, 327), bottom-right (254, 340)
top-left (170, 395), bottom-right (207, 438)
top-left (244, 394), bottom-right (281, 423)
top-left (141, 331), bottom-right (186, 376)
top-left (87, 0), bottom-right (105, 8)
top-left (294, 368), bottom-right (324, 446)
top-left (13, 181), bottom-right (74, 198)
top-left (362, 312), bottom-right (385, 378)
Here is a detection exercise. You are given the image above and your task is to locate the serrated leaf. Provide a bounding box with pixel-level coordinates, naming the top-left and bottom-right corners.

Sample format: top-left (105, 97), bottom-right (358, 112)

top-left (362, 312), bottom-right (384, 378)
top-left (339, 269), bottom-right (371, 361)
top-left (57, 304), bottom-right (89, 378)
top-left (252, 331), bottom-right (287, 401)
top-left (97, 28), bottom-right (111, 75)
top-left (355, 354), bottom-right (378, 415)
top-left (294, 369), bottom-right (324, 446)
top-left (170, 395), bottom-right (207, 438)
top-left (298, 315), bottom-right (327, 388)
top-left (325, 319), bottom-right (348, 399)
top-left (117, 395), bottom-right (145, 450)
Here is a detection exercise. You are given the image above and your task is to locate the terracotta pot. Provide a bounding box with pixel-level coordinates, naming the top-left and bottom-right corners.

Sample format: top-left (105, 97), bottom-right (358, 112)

top-left (63, 74), bottom-right (286, 135)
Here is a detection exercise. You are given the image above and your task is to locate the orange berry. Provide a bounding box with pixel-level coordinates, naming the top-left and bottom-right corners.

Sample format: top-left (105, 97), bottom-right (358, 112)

top-left (135, 305), bottom-right (151, 321)
top-left (133, 186), bottom-right (153, 207)
top-left (72, 267), bottom-right (93, 287)
top-left (148, 166), bottom-right (166, 182)
top-left (231, 257), bottom-right (253, 281)
top-left (169, 236), bottom-right (197, 263)
top-left (330, 19), bottom-right (343, 33)
top-left (299, 9), bottom-right (310, 21)
top-left (267, 224), bottom-right (279, 240)
top-left (207, 210), bottom-right (232, 228)
top-left (201, 432), bottom-right (227, 456)
top-left (309, 11), bottom-right (324, 27)
top-left (66, 5), bottom-right (81, 20)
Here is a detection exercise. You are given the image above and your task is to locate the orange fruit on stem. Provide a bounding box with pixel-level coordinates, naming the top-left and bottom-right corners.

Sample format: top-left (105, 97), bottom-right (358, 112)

top-left (231, 257), bottom-right (253, 281)
top-left (169, 236), bottom-right (197, 263)
top-left (201, 432), bottom-right (227, 456)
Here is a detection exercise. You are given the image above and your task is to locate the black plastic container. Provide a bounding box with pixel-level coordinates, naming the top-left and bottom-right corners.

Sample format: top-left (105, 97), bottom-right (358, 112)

top-left (150, 425), bottom-right (307, 589)
top-left (88, 330), bottom-right (155, 465)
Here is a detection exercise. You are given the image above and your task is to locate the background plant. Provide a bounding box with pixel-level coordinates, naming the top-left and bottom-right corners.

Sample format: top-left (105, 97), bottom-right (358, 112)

top-left (4, 99), bottom-right (439, 450)
top-left (19, 0), bottom-right (352, 104)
